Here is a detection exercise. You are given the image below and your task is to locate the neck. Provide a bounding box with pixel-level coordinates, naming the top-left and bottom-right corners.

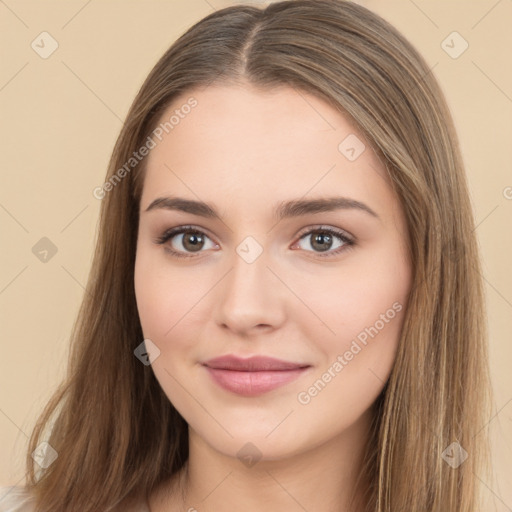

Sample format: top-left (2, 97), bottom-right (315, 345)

top-left (153, 406), bottom-right (374, 512)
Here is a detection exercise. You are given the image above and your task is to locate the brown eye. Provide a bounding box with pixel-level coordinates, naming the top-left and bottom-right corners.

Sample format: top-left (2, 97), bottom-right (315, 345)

top-left (293, 227), bottom-right (354, 258)
top-left (155, 225), bottom-right (218, 258)
top-left (180, 231), bottom-right (206, 252)
top-left (309, 232), bottom-right (334, 252)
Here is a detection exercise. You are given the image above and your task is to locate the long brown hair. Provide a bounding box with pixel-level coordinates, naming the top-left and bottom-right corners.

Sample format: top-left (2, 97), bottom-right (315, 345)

top-left (21, 1), bottom-right (492, 510)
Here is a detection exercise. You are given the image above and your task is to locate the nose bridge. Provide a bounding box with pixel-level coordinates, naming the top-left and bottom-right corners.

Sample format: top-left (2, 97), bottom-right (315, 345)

top-left (214, 235), bottom-right (284, 332)
top-left (225, 236), bottom-right (273, 302)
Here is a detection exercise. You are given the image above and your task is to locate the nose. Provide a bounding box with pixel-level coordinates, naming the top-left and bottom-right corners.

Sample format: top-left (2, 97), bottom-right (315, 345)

top-left (213, 244), bottom-right (287, 336)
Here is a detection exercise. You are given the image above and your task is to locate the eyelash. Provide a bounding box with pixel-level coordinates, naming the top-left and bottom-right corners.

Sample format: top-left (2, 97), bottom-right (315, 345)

top-left (154, 224), bottom-right (355, 259)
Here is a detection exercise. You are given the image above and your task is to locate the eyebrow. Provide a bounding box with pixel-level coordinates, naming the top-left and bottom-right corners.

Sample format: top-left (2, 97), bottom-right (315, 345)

top-left (144, 195), bottom-right (379, 221)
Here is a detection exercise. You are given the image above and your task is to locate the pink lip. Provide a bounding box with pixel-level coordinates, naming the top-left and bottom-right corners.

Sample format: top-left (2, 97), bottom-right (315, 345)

top-left (202, 355), bottom-right (311, 396)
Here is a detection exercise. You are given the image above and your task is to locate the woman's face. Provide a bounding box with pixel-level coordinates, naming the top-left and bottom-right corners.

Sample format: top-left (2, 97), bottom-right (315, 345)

top-left (134, 84), bottom-right (411, 461)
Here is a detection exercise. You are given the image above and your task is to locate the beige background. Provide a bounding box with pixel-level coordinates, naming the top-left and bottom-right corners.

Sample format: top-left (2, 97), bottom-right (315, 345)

top-left (1, 0), bottom-right (511, 509)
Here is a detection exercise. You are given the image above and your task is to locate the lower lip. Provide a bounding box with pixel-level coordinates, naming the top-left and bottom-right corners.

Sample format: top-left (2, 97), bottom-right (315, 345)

top-left (203, 366), bottom-right (309, 396)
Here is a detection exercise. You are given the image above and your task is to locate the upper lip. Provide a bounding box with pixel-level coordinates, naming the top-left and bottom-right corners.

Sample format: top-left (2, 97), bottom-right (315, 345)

top-left (202, 355), bottom-right (310, 371)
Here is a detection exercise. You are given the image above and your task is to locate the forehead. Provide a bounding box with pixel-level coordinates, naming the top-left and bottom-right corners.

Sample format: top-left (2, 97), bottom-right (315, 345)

top-left (140, 84), bottom-right (393, 218)
top-left (150, 83), bottom-right (366, 159)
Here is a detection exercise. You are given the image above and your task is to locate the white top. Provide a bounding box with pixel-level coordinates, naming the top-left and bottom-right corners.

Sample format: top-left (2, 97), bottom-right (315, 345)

top-left (0, 487), bottom-right (35, 512)
top-left (0, 486), bottom-right (150, 511)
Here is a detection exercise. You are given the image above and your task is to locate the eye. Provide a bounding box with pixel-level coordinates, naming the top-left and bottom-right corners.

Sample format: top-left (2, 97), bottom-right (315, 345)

top-left (292, 226), bottom-right (354, 258)
top-left (154, 225), bottom-right (218, 259)
top-left (154, 224), bottom-right (355, 259)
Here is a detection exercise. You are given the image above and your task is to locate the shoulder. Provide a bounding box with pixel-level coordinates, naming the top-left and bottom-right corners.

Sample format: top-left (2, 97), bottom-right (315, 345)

top-left (0, 486), bottom-right (35, 512)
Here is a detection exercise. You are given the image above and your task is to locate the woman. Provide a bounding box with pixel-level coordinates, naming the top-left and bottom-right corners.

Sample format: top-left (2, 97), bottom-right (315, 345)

top-left (0, 0), bottom-right (492, 511)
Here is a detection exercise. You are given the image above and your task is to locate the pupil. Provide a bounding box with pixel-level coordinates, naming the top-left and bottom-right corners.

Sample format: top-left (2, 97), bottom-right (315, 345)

top-left (184, 232), bottom-right (203, 251)
top-left (313, 233), bottom-right (331, 252)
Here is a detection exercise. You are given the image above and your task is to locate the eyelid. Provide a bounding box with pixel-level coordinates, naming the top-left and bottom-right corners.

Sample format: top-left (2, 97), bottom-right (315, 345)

top-left (294, 224), bottom-right (354, 243)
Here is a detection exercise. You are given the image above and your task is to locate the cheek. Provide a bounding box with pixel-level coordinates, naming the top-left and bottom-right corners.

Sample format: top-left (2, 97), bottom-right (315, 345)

top-left (134, 247), bottom-right (177, 341)
top-left (299, 251), bottom-right (409, 352)
top-left (294, 280), bottom-right (407, 436)
top-left (134, 257), bottom-right (201, 411)
top-left (134, 248), bottom-right (212, 350)
top-left (134, 260), bottom-right (163, 341)
top-left (295, 242), bottom-right (410, 408)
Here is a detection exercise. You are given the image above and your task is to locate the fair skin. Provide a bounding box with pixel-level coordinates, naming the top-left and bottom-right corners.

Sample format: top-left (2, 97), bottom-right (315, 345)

top-left (134, 83), bottom-right (412, 512)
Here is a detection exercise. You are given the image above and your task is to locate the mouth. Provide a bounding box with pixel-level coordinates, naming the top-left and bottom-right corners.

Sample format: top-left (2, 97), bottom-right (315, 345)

top-left (202, 355), bottom-right (311, 396)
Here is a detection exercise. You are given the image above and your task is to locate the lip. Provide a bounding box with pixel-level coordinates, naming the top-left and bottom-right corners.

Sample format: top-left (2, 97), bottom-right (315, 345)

top-left (203, 355), bottom-right (310, 371)
top-left (202, 355), bottom-right (311, 396)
